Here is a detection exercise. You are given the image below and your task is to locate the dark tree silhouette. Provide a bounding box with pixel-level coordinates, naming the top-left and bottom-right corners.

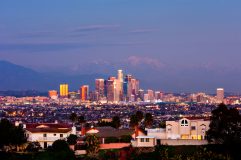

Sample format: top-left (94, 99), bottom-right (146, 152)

top-left (136, 111), bottom-right (144, 122)
top-left (0, 119), bottom-right (27, 150)
top-left (207, 103), bottom-right (241, 146)
top-left (112, 116), bottom-right (121, 129)
top-left (78, 115), bottom-right (86, 124)
top-left (69, 113), bottom-right (78, 124)
top-left (130, 114), bottom-right (139, 128)
top-left (67, 134), bottom-right (78, 145)
top-left (37, 140), bottom-right (75, 160)
top-left (144, 113), bottom-right (153, 128)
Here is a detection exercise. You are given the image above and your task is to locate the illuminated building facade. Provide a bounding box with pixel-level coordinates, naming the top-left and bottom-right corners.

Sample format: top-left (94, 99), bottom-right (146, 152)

top-left (216, 88), bottom-right (224, 103)
top-left (59, 84), bottom-right (68, 97)
top-left (95, 79), bottom-right (105, 101)
top-left (48, 90), bottom-right (58, 99)
top-left (80, 85), bottom-right (89, 101)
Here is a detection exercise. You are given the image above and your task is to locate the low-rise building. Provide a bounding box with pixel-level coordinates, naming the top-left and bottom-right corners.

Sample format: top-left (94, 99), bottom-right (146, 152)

top-left (25, 123), bottom-right (75, 149)
top-left (131, 117), bottom-right (210, 147)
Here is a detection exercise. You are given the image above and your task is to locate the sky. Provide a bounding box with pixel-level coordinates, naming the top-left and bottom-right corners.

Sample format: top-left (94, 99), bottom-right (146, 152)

top-left (0, 0), bottom-right (241, 92)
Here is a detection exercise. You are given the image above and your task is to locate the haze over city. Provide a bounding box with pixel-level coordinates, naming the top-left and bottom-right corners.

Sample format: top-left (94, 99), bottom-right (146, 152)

top-left (1, 0), bottom-right (241, 92)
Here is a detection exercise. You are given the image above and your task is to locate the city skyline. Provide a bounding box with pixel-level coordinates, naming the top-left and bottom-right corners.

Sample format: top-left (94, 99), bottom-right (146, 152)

top-left (1, 1), bottom-right (241, 92)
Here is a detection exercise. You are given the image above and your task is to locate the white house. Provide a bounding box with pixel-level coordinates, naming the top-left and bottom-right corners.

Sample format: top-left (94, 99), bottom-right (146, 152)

top-left (131, 117), bottom-right (210, 147)
top-left (25, 123), bottom-right (75, 149)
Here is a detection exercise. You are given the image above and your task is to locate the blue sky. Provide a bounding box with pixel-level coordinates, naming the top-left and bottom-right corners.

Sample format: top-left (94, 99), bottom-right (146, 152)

top-left (0, 0), bottom-right (241, 92)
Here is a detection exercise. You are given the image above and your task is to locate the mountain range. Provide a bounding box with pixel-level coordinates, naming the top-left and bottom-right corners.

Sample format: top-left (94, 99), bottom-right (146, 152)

top-left (1, 60), bottom-right (241, 93)
top-left (0, 60), bottom-right (103, 91)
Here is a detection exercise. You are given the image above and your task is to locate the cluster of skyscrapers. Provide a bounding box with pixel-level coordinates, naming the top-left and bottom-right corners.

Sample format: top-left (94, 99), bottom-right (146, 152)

top-left (95, 70), bottom-right (140, 102)
top-left (49, 70), bottom-right (225, 104)
top-left (55, 70), bottom-right (153, 102)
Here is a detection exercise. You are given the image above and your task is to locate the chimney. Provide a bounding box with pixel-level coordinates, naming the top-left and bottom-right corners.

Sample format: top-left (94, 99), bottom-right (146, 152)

top-left (134, 126), bottom-right (139, 139)
top-left (81, 124), bottom-right (86, 136)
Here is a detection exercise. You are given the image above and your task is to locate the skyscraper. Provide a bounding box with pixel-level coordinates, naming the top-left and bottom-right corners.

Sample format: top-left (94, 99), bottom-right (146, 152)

top-left (117, 70), bottom-right (124, 101)
top-left (216, 88), bottom-right (224, 103)
top-left (106, 79), bottom-right (114, 102)
top-left (95, 79), bottom-right (105, 100)
top-left (80, 85), bottom-right (89, 101)
top-left (59, 84), bottom-right (68, 97)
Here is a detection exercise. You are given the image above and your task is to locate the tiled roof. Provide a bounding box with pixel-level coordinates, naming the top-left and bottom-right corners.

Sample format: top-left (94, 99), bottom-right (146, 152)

top-left (26, 123), bottom-right (72, 133)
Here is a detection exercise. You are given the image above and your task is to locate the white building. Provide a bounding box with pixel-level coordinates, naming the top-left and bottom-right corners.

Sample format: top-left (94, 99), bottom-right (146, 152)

top-left (25, 123), bottom-right (75, 149)
top-left (132, 117), bottom-right (210, 147)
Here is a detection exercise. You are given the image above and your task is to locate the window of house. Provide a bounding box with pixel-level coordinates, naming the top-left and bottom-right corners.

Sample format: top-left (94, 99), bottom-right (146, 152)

top-left (146, 138), bottom-right (149, 142)
top-left (140, 138), bottom-right (144, 142)
top-left (191, 126), bottom-right (196, 130)
top-left (43, 134), bottom-right (47, 137)
top-left (60, 134), bottom-right (63, 138)
top-left (181, 120), bottom-right (188, 126)
top-left (53, 134), bottom-right (56, 136)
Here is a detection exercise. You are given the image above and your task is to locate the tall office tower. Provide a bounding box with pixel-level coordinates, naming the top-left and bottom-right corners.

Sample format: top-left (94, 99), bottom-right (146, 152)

top-left (60, 84), bottom-right (69, 97)
top-left (131, 78), bottom-right (138, 95)
top-left (48, 90), bottom-right (58, 99)
top-left (217, 88), bottom-right (224, 103)
top-left (80, 85), bottom-right (89, 101)
top-left (123, 81), bottom-right (128, 100)
top-left (114, 79), bottom-right (120, 102)
top-left (118, 69), bottom-right (123, 82)
top-left (125, 74), bottom-right (132, 101)
top-left (147, 89), bottom-right (154, 101)
top-left (117, 69), bottom-right (124, 101)
top-left (95, 79), bottom-right (105, 100)
top-left (155, 91), bottom-right (161, 100)
top-left (106, 80), bottom-right (114, 101)
top-left (138, 89), bottom-right (145, 101)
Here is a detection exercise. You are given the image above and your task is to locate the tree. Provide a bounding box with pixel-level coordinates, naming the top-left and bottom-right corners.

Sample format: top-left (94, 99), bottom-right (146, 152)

top-left (207, 103), bottom-right (241, 146)
top-left (85, 134), bottom-right (100, 156)
top-left (25, 142), bottom-right (41, 152)
top-left (0, 119), bottom-right (27, 150)
top-left (67, 134), bottom-right (78, 145)
top-left (111, 116), bottom-right (121, 129)
top-left (159, 121), bottom-right (166, 128)
top-left (52, 139), bottom-right (70, 151)
top-left (69, 113), bottom-right (78, 124)
top-left (136, 111), bottom-right (144, 122)
top-left (36, 140), bottom-right (75, 160)
top-left (129, 114), bottom-right (139, 128)
top-left (78, 115), bottom-right (86, 124)
top-left (144, 113), bottom-right (153, 128)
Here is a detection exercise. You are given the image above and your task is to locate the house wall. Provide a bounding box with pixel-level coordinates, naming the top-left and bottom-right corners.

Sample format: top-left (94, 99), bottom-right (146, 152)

top-left (166, 118), bottom-right (210, 140)
top-left (27, 132), bottom-right (71, 148)
top-left (136, 138), bottom-right (155, 147)
top-left (161, 139), bottom-right (208, 146)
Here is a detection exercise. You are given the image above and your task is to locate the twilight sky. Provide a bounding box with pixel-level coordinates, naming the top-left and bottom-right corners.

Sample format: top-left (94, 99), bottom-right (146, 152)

top-left (0, 0), bottom-right (241, 92)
